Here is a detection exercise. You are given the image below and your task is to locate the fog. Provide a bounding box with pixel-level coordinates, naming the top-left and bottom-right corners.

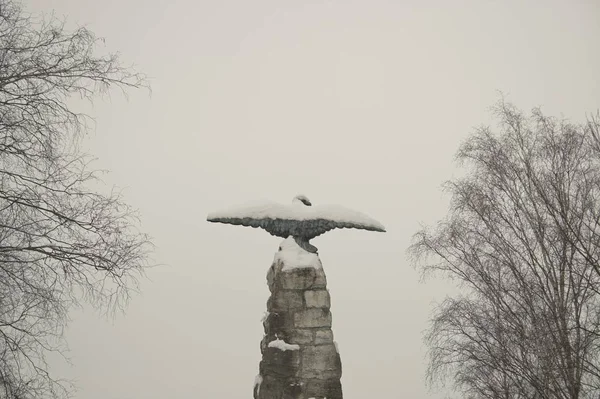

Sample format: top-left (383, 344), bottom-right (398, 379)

top-left (25, 0), bottom-right (600, 397)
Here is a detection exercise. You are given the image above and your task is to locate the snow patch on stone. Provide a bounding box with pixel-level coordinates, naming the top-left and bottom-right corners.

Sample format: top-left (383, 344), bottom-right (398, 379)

top-left (275, 237), bottom-right (322, 271)
top-left (261, 311), bottom-right (269, 323)
top-left (254, 374), bottom-right (263, 397)
top-left (268, 338), bottom-right (300, 351)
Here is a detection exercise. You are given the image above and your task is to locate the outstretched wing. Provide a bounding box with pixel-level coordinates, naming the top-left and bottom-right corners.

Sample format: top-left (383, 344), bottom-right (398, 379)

top-left (207, 200), bottom-right (296, 238)
top-left (296, 218), bottom-right (385, 239)
top-left (206, 215), bottom-right (293, 238)
top-left (206, 200), bottom-right (386, 239)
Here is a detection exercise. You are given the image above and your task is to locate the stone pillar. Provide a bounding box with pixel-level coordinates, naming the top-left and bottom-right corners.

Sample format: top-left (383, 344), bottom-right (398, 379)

top-left (253, 239), bottom-right (343, 399)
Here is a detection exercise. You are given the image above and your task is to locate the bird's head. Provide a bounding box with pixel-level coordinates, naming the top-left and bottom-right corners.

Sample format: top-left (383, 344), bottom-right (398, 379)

top-left (292, 195), bottom-right (312, 206)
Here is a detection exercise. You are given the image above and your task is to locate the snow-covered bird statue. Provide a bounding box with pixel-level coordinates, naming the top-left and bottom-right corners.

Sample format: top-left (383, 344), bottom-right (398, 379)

top-left (206, 195), bottom-right (386, 253)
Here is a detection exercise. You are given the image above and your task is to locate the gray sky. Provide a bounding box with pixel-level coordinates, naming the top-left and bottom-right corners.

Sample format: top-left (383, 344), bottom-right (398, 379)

top-left (25, 0), bottom-right (600, 398)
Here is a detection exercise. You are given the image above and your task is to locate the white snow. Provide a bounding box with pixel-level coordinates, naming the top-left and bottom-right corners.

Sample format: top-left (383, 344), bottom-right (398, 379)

top-left (254, 374), bottom-right (263, 397)
top-left (275, 237), bottom-right (322, 271)
top-left (267, 338), bottom-right (300, 351)
top-left (261, 312), bottom-right (269, 323)
top-left (207, 199), bottom-right (386, 231)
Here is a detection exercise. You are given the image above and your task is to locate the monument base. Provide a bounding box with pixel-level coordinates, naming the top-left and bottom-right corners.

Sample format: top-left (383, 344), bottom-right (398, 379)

top-left (253, 238), bottom-right (343, 399)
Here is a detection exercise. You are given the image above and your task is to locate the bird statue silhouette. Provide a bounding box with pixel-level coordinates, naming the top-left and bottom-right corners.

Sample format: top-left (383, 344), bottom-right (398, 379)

top-left (206, 195), bottom-right (386, 253)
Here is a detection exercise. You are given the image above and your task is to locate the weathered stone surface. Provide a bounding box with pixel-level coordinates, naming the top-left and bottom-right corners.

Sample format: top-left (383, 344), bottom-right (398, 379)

top-left (267, 263), bottom-right (275, 292)
top-left (304, 379), bottom-right (343, 399)
top-left (287, 329), bottom-right (314, 345)
top-left (283, 381), bottom-right (303, 398)
top-left (263, 311), bottom-right (295, 333)
top-left (260, 335), bottom-right (269, 354)
top-left (303, 379), bottom-right (327, 398)
top-left (258, 253), bottom-right (342, 398)
top-left (259, 347), bottom-right (300, 378)
top-left (314, 330), bottom-right (334, 345)
top-left (269, 259), bottom-right (327, 289)
top-left (312, 268), bottom-right (327, 289)
top-left (255, 374), bottom-right (284, 399)
top-left (268, 290), bottom-right (304, 311)
top-left (324, 380), bottom-right (344, 399)
top-left (294, 308), bottom-right (332, 328)
top-left (301, 344), bottom-right (342, 380)
top-left (304, 289), bottom-right (330, 308)
top-left (280, 268), bottom-right (320, 290)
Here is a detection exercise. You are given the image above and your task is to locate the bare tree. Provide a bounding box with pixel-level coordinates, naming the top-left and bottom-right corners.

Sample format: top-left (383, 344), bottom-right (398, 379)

top-left (409, 100), bottom-right (600, 399)
top-left (0, 0), bottom-right (152, 398)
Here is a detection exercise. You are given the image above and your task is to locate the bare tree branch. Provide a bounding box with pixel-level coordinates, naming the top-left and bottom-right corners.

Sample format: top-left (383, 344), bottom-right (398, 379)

top-left (408, 99), bottom-right (600, 399)
top-left (0, 1), bottom-right (152, 398)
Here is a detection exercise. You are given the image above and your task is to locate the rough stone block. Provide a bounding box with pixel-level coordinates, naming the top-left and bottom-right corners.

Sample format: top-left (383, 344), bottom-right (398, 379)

top-left (256, 374), bottom-right (285, 399)
top-left (280, 268), bottom-right (319, 290)
top-left (304, 289), bottom-right (330, 308)
top-left (304, 379), bottom-right (343, 399)
top-left (294, 308), bottom-right (332, 328)
top-left (268, 290), bottom-right (304, 312)
top-left (287, 329), bottom-right (314, 345)
top-left (324, 379), bottom-right (343, 399)
top-left (314, 330), bottom-right (334, 345)
top-left (259, 347), bottom-right (300, 378)
top-left (304, 379), bottom-right (327, 398)
top-left (283, 381), bottom-right (303, 398)
top-left (301, 344), bottom-right (342, 380)
top-left (312, 268), bottom-right (327, 289)
top-left (263, 312), bottom-right (295, 334)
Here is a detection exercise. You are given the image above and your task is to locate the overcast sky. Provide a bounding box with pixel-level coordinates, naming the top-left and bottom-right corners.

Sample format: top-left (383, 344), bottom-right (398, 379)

top-left (24, 0), bottom-right (600, 398)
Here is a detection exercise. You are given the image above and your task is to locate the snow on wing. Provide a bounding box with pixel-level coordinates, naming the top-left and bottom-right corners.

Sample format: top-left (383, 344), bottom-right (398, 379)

top-left (206, 199), bottom-right (386, 238)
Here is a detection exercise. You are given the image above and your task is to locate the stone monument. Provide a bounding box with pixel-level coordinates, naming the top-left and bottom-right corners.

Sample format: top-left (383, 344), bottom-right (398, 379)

top-left (256, 237), bottom-right (341, 398)
top-left (207, 195), bottom-right (385, 399)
